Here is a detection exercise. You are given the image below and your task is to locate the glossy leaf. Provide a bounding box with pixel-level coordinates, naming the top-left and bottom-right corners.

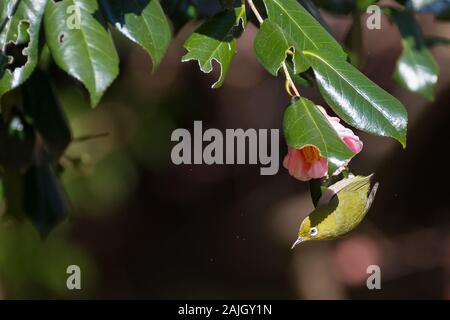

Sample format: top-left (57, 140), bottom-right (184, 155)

top-left (303, 49), bottom-right (408, 147)
top-left (0, 0), bottom-right (47, 99)
top-left (254, 0), bottom-right (346, 76)
top-left (283, 97), bottom-right (354, 175)
top-left (44, 0), bottom-right (119, 107)
top-left (391, 9), bottom-right (439, 101)
top-left (254, 20), bottom-right (293, 76)
top-left (182, 5), bottom-right (246, 88)
top-left (99, 0), bottom-right (171, 70)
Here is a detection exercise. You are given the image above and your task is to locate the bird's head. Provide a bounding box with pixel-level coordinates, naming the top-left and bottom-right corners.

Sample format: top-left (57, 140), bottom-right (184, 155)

top-left (291, 215), bottom-right (321, 249)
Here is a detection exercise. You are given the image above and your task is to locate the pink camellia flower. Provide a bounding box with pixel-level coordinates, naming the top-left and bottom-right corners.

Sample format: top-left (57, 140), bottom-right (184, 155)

top-left (283, 107), bottom-right (363, 181)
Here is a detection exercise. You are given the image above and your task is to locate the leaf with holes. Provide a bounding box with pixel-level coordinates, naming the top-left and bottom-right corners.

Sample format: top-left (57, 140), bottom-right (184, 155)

top-left (99, 0), bottom-right (171, 70)
top-left (44, 0), bottom-right (119, 107)
top-left (0, 0), bottom-right (48, 100)
top-left (284, 97), bottom-right (354, 175)
top-left (303, 49), bottom-right (408, 147)
top-left (182, 5), bottom-right (246, 88)
top-left (254, 0), bottom-right (346, 76)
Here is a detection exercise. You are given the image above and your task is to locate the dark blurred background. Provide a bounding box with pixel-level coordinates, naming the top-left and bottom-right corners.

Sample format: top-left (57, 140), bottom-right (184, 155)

top-left (0, 7), bottom-right (449, 299)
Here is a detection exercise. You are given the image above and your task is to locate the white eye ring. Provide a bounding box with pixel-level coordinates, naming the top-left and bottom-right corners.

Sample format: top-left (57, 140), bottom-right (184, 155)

top-left (309, 227), bottom-right (318, 237)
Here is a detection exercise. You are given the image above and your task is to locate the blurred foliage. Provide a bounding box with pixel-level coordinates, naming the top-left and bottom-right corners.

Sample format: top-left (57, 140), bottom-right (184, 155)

top-left (0, 0), bottom-right (449, 299)
top-left (0, 222), bottom-right (94, 299)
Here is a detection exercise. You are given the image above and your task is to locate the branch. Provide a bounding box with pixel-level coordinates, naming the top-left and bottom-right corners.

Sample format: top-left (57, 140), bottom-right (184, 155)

top-left (246, 0), bottom-right (300, 97)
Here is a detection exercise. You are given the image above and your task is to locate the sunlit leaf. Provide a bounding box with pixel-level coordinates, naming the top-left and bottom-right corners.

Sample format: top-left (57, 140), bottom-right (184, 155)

top-left (0, 0), bottom-right (48, 99)
top-left (44, 0), bottom-right (119, 107)
top-left (391, 8), bottom-right (439, 101)
top-left (182, 5), bottom-right (246, 88)
top-left (254, 0), bottom-right (346, 76)
top-left (303, 49), bottom-right (408, 147)
top-left (99, 0), bottom-right (171, 70)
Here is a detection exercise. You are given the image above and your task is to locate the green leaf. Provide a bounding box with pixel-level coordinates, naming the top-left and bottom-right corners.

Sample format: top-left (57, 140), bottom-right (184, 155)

top-left (99, 0), bottom-right (171, 70)
top-left (286, 61), bottom-right (312, 87)
top-left (303, 49), bottom-right (408, 147)
top-left (182, 5), bottom-right (246, 88)
top-left (0, 0), bottom-right (48, 100)
top-left (298, 0), bottom-right (330, 30)
top-left (22, 69), bottom-right (72, 159)
top-left (44, 0), bottom-right (119, 107)
top-left (391, 9), bottom-right (439, 101)
top-left (283, 97), bottom-right (354, 175)
top-left (254, 20), bottom-right (294, 76)
top-left (254, 0), bottom-right (346, 76)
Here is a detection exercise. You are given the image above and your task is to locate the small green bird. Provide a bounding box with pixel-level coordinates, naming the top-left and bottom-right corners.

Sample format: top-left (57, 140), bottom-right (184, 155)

top-left (291, 174), bottom-right (379, 249)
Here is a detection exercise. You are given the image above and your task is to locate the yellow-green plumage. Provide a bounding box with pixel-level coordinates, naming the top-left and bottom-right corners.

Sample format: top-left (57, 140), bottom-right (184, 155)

top-left (292, 174), bottom-right (379, 248)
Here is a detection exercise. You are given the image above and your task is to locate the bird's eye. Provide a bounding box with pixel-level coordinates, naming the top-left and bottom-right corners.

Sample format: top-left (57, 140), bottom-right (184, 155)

top-left (309, 227), bottom-right (318, 237)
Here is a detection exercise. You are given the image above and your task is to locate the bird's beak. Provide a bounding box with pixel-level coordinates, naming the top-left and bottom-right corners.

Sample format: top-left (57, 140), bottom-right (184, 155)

top-left (291, 237), bottom-right (305, 249)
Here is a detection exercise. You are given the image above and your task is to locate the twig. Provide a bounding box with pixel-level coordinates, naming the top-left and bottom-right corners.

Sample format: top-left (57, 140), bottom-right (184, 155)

top-left (281, 60), bottom-right (300, 97)
top-left (247, 0), bottom-right (264, 23)
top-left (72, 132), bottom-right (110, 143)
top-left (246, 0), bottom-right (300, 97)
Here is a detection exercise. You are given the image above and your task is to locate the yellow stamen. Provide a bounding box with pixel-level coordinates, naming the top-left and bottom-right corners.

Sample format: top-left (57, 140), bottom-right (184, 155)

top-left (301, 146), bottom-right (321, 163)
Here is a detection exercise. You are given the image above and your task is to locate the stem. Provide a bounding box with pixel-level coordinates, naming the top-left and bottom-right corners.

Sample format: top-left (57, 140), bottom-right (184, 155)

top-left (281, 59), bottom-right (300, 97)
top-left (246, 0), bottom-right (300, 97)
top-left (247, 0), bottom-right (263, 23)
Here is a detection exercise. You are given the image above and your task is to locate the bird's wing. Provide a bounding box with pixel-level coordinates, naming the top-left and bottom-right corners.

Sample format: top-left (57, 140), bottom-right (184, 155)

top-left (317, 174), bottom-right (374, 206)
top-left (365, 182), bottom-right (379, 212)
